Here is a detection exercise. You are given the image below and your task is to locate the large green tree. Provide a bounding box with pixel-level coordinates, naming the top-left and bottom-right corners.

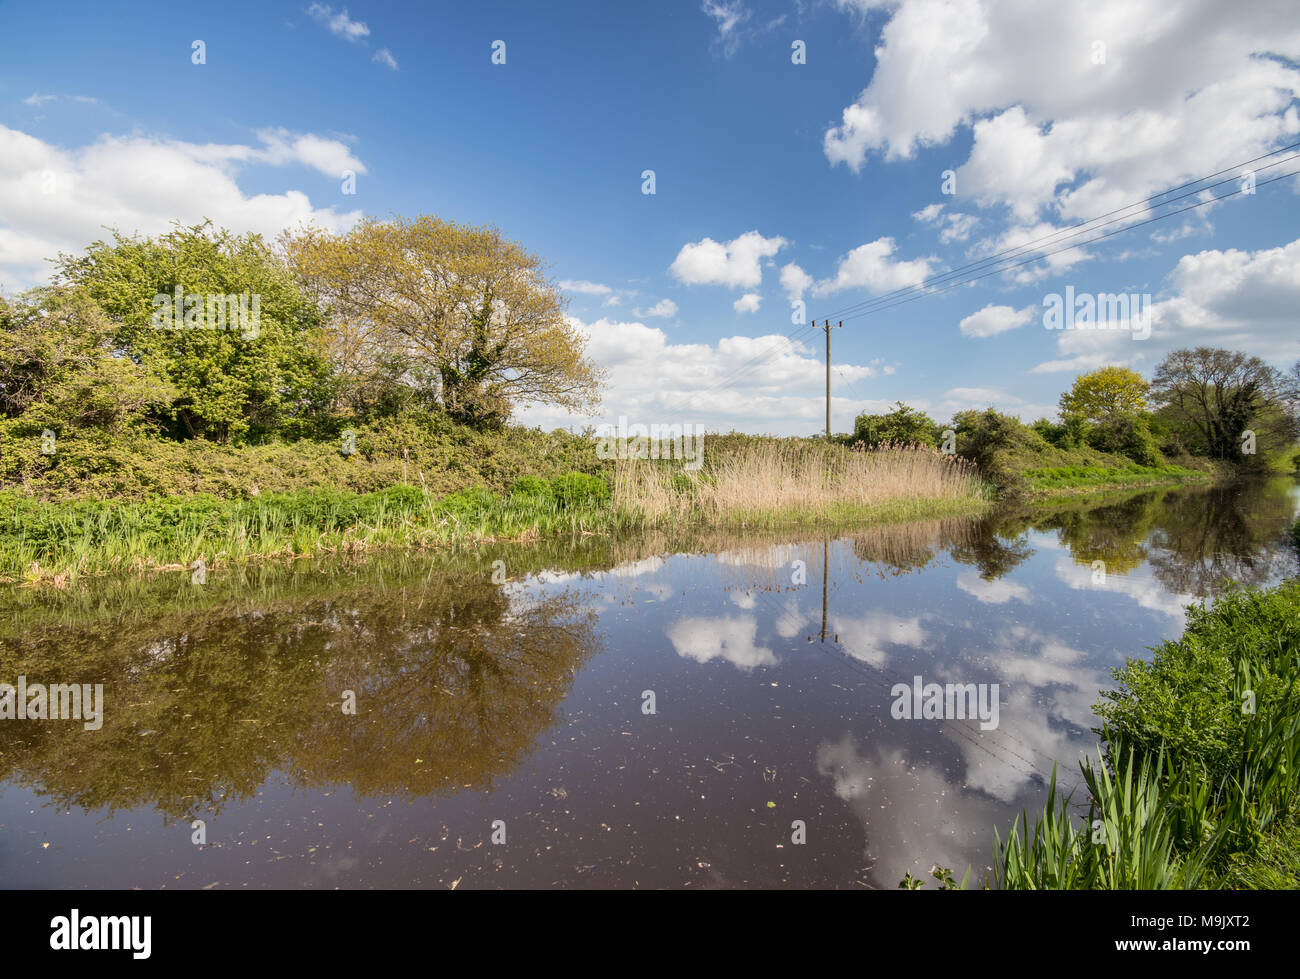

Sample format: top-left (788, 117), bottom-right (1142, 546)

top-left (1151, 347), bottom-right (1297, 463)
top-left (284, 215), bottom-right (604, 429)
top-left (1059, 366), bottom-right (1149, 423)
top-left (55, 222), bottom-right (333, 443)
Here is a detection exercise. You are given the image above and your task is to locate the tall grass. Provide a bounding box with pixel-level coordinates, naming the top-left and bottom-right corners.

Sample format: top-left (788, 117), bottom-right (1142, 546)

top-left (992, 580), bottom-right (1300, 889)
top-left (0, 480), bottom-right (617, 585)
top-left (615, 440), bottom-right (985, 525)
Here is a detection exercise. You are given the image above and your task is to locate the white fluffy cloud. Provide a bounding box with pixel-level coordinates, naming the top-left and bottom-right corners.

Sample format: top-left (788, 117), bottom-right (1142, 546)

top-left (958, 302), bottom-right (1037, 338)
top-left (1029, 236), bottom-right (1300, 373)
top-left (0, 124), bottom-right (363, 289)
top-left (669, 230), bottom-right (787, 289)
top-left (813, 237), bottom-right (935, 295)
top-left (780, 262), bottom-right (813, 301)
top-left (516, 315), bottom-right (887, 434)
top-left (826, 0), bottom-right (1300, 253)
top-left (733, 292), bottom-right (761, 313)
top-left (912, 202), bottom-right (979, 244)
top-left (637, 298), bottom-right (679, 318)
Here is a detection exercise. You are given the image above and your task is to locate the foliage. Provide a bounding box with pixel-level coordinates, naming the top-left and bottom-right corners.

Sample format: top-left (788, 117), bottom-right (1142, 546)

top-left (849, 401), bottom-right (941, 449)
top-left (991, 579), bottom-right (1300, 889)
top-left (510, 475), bottom-right (554, 501)
top-left (1059, 366), bottom-right (1149, 423)
top-left (1096, 580), bottom-right (1300, 784)
top-left (0, 287), bottom-right (176, 434)
top-left (0, 410), bottom-right (605, 502)
top-left (283, 214), bottom-right (605, 427)
top-left (1083, 412), bottom-right (1162, 466)
top-left (53, 222), bottom-right (333, 444)
top-left (549, 471), bottom-right (611, 508)
top-left (1151, 346), bottom-right (1298, 463)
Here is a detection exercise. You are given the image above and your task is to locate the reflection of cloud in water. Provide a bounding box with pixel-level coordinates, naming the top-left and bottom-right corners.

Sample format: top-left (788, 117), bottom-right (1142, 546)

top-left (728, 590), bottom-right (757, 610)
top-left (666, 615), bottom-right (777, 670)
top-left (953, 625), bottom-right (1102, 802)
top-left (816, 736), bottom-right (1006, 888)
top-left (956, 571), bottom-right (1030, 605)
top-left (828, 612), bottom-right (927, 668)
top-left (1042, 537), bottom-right (1192, 621)
top-left (602, 556), bottom-right (667, 579)
top-left (775, 597), bottom-right (810, 639)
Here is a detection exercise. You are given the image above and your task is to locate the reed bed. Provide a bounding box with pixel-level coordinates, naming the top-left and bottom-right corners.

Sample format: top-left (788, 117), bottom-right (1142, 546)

top-left (614, 440), bottom-right (985, 526)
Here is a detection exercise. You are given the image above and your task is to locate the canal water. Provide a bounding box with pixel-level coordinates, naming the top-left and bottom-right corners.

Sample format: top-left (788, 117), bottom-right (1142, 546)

top-left (1, 478), bottom-right (1296, 888)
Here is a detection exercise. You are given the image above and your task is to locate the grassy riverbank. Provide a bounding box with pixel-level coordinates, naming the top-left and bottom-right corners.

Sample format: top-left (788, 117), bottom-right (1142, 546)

top-left (1, 439), bottom-right (988, 585)
top-left (1022, 461), bottom-right (1211, 496)
top-left (985, 578), bottom-right (1300, 889)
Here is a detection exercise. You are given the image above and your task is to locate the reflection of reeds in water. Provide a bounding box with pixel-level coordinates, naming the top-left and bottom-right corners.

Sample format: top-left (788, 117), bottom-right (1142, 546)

top-left (614, 441), bottom-right (984, 526)
top-left (848, 516), bottom-right (981, 574)
top-left (600, 515), bottom-right (985, 595)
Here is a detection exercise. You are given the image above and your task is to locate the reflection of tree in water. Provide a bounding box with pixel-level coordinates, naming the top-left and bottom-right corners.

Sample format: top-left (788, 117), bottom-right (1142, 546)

top-left (0, 562), bottom-right (597, 821)
top-left (985, 478), bottom-right (1298, 596)
top-left (949, 512), bottom-right (1035, 580)
top-left (286, 580), bottom-right (594, 798)
top-left (1039, 492), bottom-right (1157, 575)
top-left (1144, 480), bottom-right (1299, 597)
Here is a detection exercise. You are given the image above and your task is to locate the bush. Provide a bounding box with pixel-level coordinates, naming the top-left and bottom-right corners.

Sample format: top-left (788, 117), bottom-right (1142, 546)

top-left (850, 402), bottom-right (941, 449)
top-left (550, 472), bottom-right (610, 508)
top-left (510, 475), bottom-right (554, 500)
top-left (1096, 580), bottom-right (1300, 783)
top-left (1086, 413), bottom-right (1161, 466)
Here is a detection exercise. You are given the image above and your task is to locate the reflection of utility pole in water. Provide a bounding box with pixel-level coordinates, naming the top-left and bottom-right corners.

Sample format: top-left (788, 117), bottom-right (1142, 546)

top-left (820, 539), bottom-right (828, 643)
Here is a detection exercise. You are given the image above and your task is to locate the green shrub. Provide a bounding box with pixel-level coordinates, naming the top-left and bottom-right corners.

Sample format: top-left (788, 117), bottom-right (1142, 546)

top-left (850, 402), bottom-right (940, 449)
top-left (1086, 413), bottom-right (1162, 466)
top-left (1096, 580), bottom-right (1300, 783)
top-left (550, 472), bottom-right (610, 508)
top-left (510, 475), bottom-right (554, 500)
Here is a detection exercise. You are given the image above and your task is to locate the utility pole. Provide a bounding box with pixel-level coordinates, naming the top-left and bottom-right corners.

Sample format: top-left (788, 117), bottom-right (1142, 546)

top-left (821, 320), bottom-right (841, 439)
top-left (820, 538), bottom-right (829, 643)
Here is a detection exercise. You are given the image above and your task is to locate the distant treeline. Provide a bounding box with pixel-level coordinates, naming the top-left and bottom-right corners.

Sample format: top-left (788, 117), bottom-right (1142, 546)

top-left (845, 359), bottom-right (1300, 491)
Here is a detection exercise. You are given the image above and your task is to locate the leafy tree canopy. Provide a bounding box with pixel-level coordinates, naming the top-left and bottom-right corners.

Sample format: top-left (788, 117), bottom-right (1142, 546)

top-left (54, 221), bottom-right (333, 443)
top-left (283, 214), bottom-right (604, 429)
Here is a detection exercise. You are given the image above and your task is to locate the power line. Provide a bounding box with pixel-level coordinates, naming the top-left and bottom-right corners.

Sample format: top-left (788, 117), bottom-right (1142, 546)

top-left (817, 140), bottom-right (1300, 322)
top-left (840, 164), bottom-right (1300, 326)
top-left (648, 145), bottom-right (1299, 433)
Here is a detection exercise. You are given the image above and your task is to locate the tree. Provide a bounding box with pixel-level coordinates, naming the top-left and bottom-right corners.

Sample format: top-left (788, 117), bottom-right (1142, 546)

top-left (1059, 366), bottom-right (1149, 423)
top-left (1151, 347), bottom-right (1295, 462)
top-left (54, 222), bottom-right (333, 443)
top-left (0, 286), bottom-right (175, 433)
top-left (284, 215), bottom-right (605, 429)
top-left (850, 402), bottom-right (940, 448)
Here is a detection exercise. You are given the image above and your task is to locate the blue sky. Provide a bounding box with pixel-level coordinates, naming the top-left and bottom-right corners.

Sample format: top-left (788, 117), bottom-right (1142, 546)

top-left (2, 0), bottom-right (1298, 434)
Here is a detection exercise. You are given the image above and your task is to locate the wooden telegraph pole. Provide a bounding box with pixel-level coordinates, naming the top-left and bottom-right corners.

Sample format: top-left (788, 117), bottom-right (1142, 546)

top-left (821, 320), bottom-right (841, 439)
